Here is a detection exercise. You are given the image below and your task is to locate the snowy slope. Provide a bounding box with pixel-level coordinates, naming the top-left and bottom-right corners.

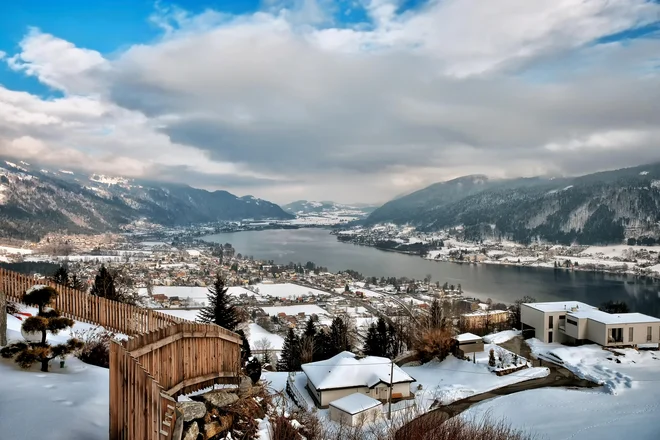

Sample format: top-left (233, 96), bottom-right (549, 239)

top-left (0, 313), bottom-right (109, 440)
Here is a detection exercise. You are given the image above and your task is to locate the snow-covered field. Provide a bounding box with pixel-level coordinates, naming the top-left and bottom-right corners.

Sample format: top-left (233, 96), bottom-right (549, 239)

top-left (0, 245), bottom-right (33, 255)
top-left (248, 323), bottom-right (285, 351)
top-left (260, 304), bottom-right (330, 317)
top-left (138, 285), bottom-right (260, 302)
top-left (0, 313), bottom-right (109, 439)
top-left (463, 342), bottom-right (660, 440)
top-left (254, 283), bottom-right (330, 299)
top-left (402, 346), bottom-right (549, 410)
top-left (159, 308), bottom-right (201, 321)
top-left (483, 330), bottom-right (520, 344)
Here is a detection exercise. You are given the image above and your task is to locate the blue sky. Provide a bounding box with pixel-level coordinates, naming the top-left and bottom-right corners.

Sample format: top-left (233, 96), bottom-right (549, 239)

top-left (1, 0), bottom-right (659, 203)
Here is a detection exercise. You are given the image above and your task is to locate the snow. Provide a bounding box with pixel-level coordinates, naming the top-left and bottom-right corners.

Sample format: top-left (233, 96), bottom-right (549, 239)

top-left (1, 313), bottom-right (109, 439)
top-left (329, 393), bottom-right (382, 414)
top-left (640, 171), bottom-right (649, 175)
top-left (260, 305), bottom-right (329, 317)
top-left (464, 343), bottom-right (660, 440)
top-left (525, 301), bottom-right (596, 313)
top-left (483, 330), bottom-right (521, 344)
top-left (455, 332), bottom-right (482, 342)
top-left (0, 245), bottom-right (34, 255)
top-left (402, 348), bottom-right (549, 409)
top-left (138, 285), bottom-right (260, 301)
top-left (568, 310), bottom-right (660, 325)
top-left (302, 352), bottom-right (413, 390)
top-left (261, 371), bottom-right (289, 393)
top-left (59, 169), bottom-right (74, 175)
top-left (649, 264), bottom-right (660, 274)
top-left (159, 308), bottom-right (200, 321)
top-left (254, 283), bottom-right (330, 299)
top-left (579, 244), bottom-right (660, 258)
top-left (248, 323), bottom-right (285, 350)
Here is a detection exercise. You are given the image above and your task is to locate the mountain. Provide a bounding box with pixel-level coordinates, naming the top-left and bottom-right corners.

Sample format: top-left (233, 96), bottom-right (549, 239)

top-left (282, 200), bottom-right (378, 217)
top-left (365, 164), bottom-right (660, 245)
top-left (0, 160), bottom-right (293, 240)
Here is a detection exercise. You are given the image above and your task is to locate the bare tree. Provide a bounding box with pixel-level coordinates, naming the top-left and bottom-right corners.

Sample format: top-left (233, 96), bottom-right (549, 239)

top-left (254, 337), bottom-right (274, 363)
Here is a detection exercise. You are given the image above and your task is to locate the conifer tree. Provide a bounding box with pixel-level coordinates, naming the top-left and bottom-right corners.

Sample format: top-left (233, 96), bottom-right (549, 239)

top-left (90, 265), bottom-right (116, 299)
top-left (429, 298), bottom-right (442, 329)
top-left (329, 316), bottom-right (351, 356)
top-left (313, 329), bottom-right (332, 361)
top-left (198, 275), bottom-right (239, 331)
top-left (303, 316), bottom-right (316, 339)
top-left (0, 286), bottom-right (83, 372)
top-left (363, 323), bottom-right (381, 356)
top-left (277, 328), bottom-right (301, 371)
top-left (236, 329), bottom-right (251, 364)
top-left (51, 265), bottom-right (86, 291)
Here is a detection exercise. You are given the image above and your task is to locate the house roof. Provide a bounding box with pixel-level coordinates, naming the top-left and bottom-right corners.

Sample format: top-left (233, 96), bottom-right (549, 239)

top-left (569, 310), bottom-right (660, 325)
top-left (301, 351), bottom-right (414, 391)
top-left (523, 301), bottom-right (596, 313)
top-left (329, 393), bottom-right (382, 415)
top-left (454, 332), bottom-right (482, 343)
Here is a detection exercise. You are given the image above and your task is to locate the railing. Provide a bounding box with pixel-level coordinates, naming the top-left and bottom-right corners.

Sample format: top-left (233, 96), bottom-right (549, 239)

top-left (0, 268), bottom-right (241, 440)
top-left (287, 373), bottom-right (311, 410)
top-left (0, 268), bottom-right (181, 335)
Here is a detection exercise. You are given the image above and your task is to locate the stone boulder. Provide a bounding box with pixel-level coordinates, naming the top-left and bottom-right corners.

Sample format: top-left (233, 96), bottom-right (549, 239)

top-left (177, 401), bottom-right (207, 422)
top-left (182, 421), bottom-right (199, 440)
top-left (238, 376), bottom-right (252, 398)
top-left (199, 390), bottom-right (238, 410)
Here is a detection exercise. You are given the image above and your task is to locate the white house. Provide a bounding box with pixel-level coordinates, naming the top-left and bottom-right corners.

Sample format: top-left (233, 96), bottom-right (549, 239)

top-left (521, 301), bottom-right (660, 347)
top-left (301, 351), bottom-right (415, 408)
top-left (329, 393), bottom-right (383, 426)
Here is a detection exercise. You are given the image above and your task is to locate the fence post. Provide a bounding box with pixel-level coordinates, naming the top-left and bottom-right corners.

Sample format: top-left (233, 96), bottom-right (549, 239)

top-left (0, 285), bottom-right (6, 346)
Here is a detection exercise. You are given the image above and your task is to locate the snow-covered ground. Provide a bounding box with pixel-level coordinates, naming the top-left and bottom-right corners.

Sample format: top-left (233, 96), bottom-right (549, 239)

top-left (260, 305), bottom-right (330, 317)
top-left (138, 285), bottom-right (261, 302)
top-left (160, 308), bottom-right (201, 321)
top-left (402, 346), bottom-right (549, 410)
top-left (0, 245), bottom-right (33, 255)
top-left (0, 313), bottom-right (109, 439)
top-left (463, 342), bottom-right (660, 440)
top-left (254, 283), bottom-right (330, 299)
top-left (483, 330), bottom-right (521, 344)
top-left (248, 323), bottom-right (285, 351)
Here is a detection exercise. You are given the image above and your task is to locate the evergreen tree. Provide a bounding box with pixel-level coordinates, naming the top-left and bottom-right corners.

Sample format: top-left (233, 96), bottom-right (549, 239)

top-left (0, 286), bottom-right (83, 372)
top-left (313, 329), bottom-right (333, 361)
top-left (90, 265), bottom-right (116, 299)
top-left (236, 329), bottom-right (251, 364)
top-left (429, 299), bottom-right (442, 329)
top-left (488, 348), bottom-right (496, 367)
top-left (277, 328), bottom-right (301, 371)
top-left (329, 316), bottom-right (351, 356)
top-left (387, 322), bottom-right (400, 358)
top-left (245, 357), bottom-right (262, 384)
top-left (51, 265), bottom-right (86, 291)
top-left (363, 323), bottom-right (381, 356)
top-left (303, 317), bottom-right (316, 339)
top-left (198, 275), bottom-right (239, 331)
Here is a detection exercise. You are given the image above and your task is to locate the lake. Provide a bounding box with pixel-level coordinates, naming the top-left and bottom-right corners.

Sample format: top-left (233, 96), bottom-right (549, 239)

top-left (202, 228), bottom-right (660, 317)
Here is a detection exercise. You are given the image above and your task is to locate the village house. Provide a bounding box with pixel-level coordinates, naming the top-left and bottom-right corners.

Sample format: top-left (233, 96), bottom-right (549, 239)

top-left (521, 301), bottom-right (660, 346)
top-left (329, 393), bottom-right (383, 426)
top-left (460, 309), bottom-right (510, 331)
top-left (301, 351), bottom-right (415, 408)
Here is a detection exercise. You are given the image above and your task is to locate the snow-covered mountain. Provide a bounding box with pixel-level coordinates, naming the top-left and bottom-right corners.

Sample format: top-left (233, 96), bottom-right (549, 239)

top-left (282, 200), bottom-right (377, 217)
top-left (366, 164), bottom-right (660, 245)
top-left (0, 160), bottom-right (292, 240)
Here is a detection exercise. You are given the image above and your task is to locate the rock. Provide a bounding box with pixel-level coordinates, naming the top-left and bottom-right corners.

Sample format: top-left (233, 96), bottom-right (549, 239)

top-left (177, 401), bottom-right (207, 422)
top-left (204, 421), bottom-right (223, 440)
top-left (182, 422), bottom-right (199, 440)
top-left (200, 390), bottom-right (239, 410)
top-left (238, 376), bottom-right (252, 397)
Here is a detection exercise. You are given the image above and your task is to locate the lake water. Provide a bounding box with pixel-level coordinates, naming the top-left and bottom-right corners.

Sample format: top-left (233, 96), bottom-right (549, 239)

top-left (202, 228), bottom-right (660, 317)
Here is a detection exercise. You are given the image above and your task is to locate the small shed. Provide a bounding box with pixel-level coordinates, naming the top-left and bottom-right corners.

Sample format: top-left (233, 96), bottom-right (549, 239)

top-left (454, 332), bottom-right (484, 357)
top-left (329, 393), bottom-right (383, 426)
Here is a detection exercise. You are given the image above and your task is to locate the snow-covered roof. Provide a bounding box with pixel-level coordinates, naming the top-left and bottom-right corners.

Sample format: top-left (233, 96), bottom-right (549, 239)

top-left (455, 333), bottom-right (483, 343)
top-left (302, 352), bottom-right (414, 391)
top-left (569, 310), bottom-right (660, 325)
top-left (524, 301), bottom-right (596, 313)
top-left (329, 393), bottom-right (382, 415)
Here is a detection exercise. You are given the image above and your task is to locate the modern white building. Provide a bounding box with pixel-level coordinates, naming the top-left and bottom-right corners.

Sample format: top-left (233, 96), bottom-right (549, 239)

top-left (521, 301), bottom-right (660, 347)
top-left (329, 393), bottom-right (383, 426)
top-left (301, 351), bottom-right (415, 408)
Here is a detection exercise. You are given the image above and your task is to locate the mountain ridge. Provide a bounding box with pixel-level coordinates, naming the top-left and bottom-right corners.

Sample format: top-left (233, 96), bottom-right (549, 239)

top-left (0, 159), bottom-right (293, 240)
top-left (365, 163), bottom-right (660, 245)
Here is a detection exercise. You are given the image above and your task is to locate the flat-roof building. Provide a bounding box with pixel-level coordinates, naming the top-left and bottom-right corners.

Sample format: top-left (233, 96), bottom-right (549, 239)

top-left (521, 301), bottom-right (660, 347)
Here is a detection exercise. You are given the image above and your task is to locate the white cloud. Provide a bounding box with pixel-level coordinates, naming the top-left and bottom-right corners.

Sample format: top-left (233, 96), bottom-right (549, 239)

top-left (1, 1), bottom-right (659, 203)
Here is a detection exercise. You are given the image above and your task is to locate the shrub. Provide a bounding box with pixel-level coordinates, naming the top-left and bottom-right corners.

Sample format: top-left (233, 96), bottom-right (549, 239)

top-left (72, 327), bottom-right (115, 369)
top-left (488, 349), bottom-right (496, 367)
top-left (415, 328), bottom-right (455, 363)
top-left (271, 415), bottom-right (301, 440)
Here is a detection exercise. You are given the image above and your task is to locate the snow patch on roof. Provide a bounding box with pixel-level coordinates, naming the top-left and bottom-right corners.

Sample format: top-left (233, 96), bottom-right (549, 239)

top-left (329, 393), bottom-right (382, 414)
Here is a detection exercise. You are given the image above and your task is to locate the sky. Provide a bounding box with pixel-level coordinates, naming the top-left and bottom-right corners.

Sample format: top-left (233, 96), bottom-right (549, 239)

top-left (1, 0), bottom-right (659, 204)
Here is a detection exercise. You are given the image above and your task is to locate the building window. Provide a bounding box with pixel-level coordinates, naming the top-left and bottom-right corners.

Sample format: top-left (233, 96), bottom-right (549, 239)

top-left (629, 327), bottom-right (634, 343)
top-left (548, 316), bottom-right (554, 329)
top-left (609, 328), bottom-right (623, 343)
top-left (648, 326), bottom-right (652, 342)
top-left (567, 318), bottom-right (578, 326)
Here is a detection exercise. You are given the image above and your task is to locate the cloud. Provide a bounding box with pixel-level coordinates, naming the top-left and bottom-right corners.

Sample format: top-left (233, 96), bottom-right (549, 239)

top-left (1, 1), bottom-right (660, 204)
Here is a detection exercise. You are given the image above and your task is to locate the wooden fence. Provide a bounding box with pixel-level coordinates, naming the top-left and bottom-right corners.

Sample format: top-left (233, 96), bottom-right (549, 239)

top-left (0, 268), bottom-right (182, 335)
top-left (0, 268), bottom-right (241, 440)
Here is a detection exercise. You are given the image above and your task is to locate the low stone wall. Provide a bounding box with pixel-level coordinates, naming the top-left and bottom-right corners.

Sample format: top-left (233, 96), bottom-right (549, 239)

top-left (493, 364), bottom-right (528, 377)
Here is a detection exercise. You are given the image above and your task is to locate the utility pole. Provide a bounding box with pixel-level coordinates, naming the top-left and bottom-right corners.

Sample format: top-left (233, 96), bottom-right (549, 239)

top-left (387, 359), bottom-right (394, 420)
